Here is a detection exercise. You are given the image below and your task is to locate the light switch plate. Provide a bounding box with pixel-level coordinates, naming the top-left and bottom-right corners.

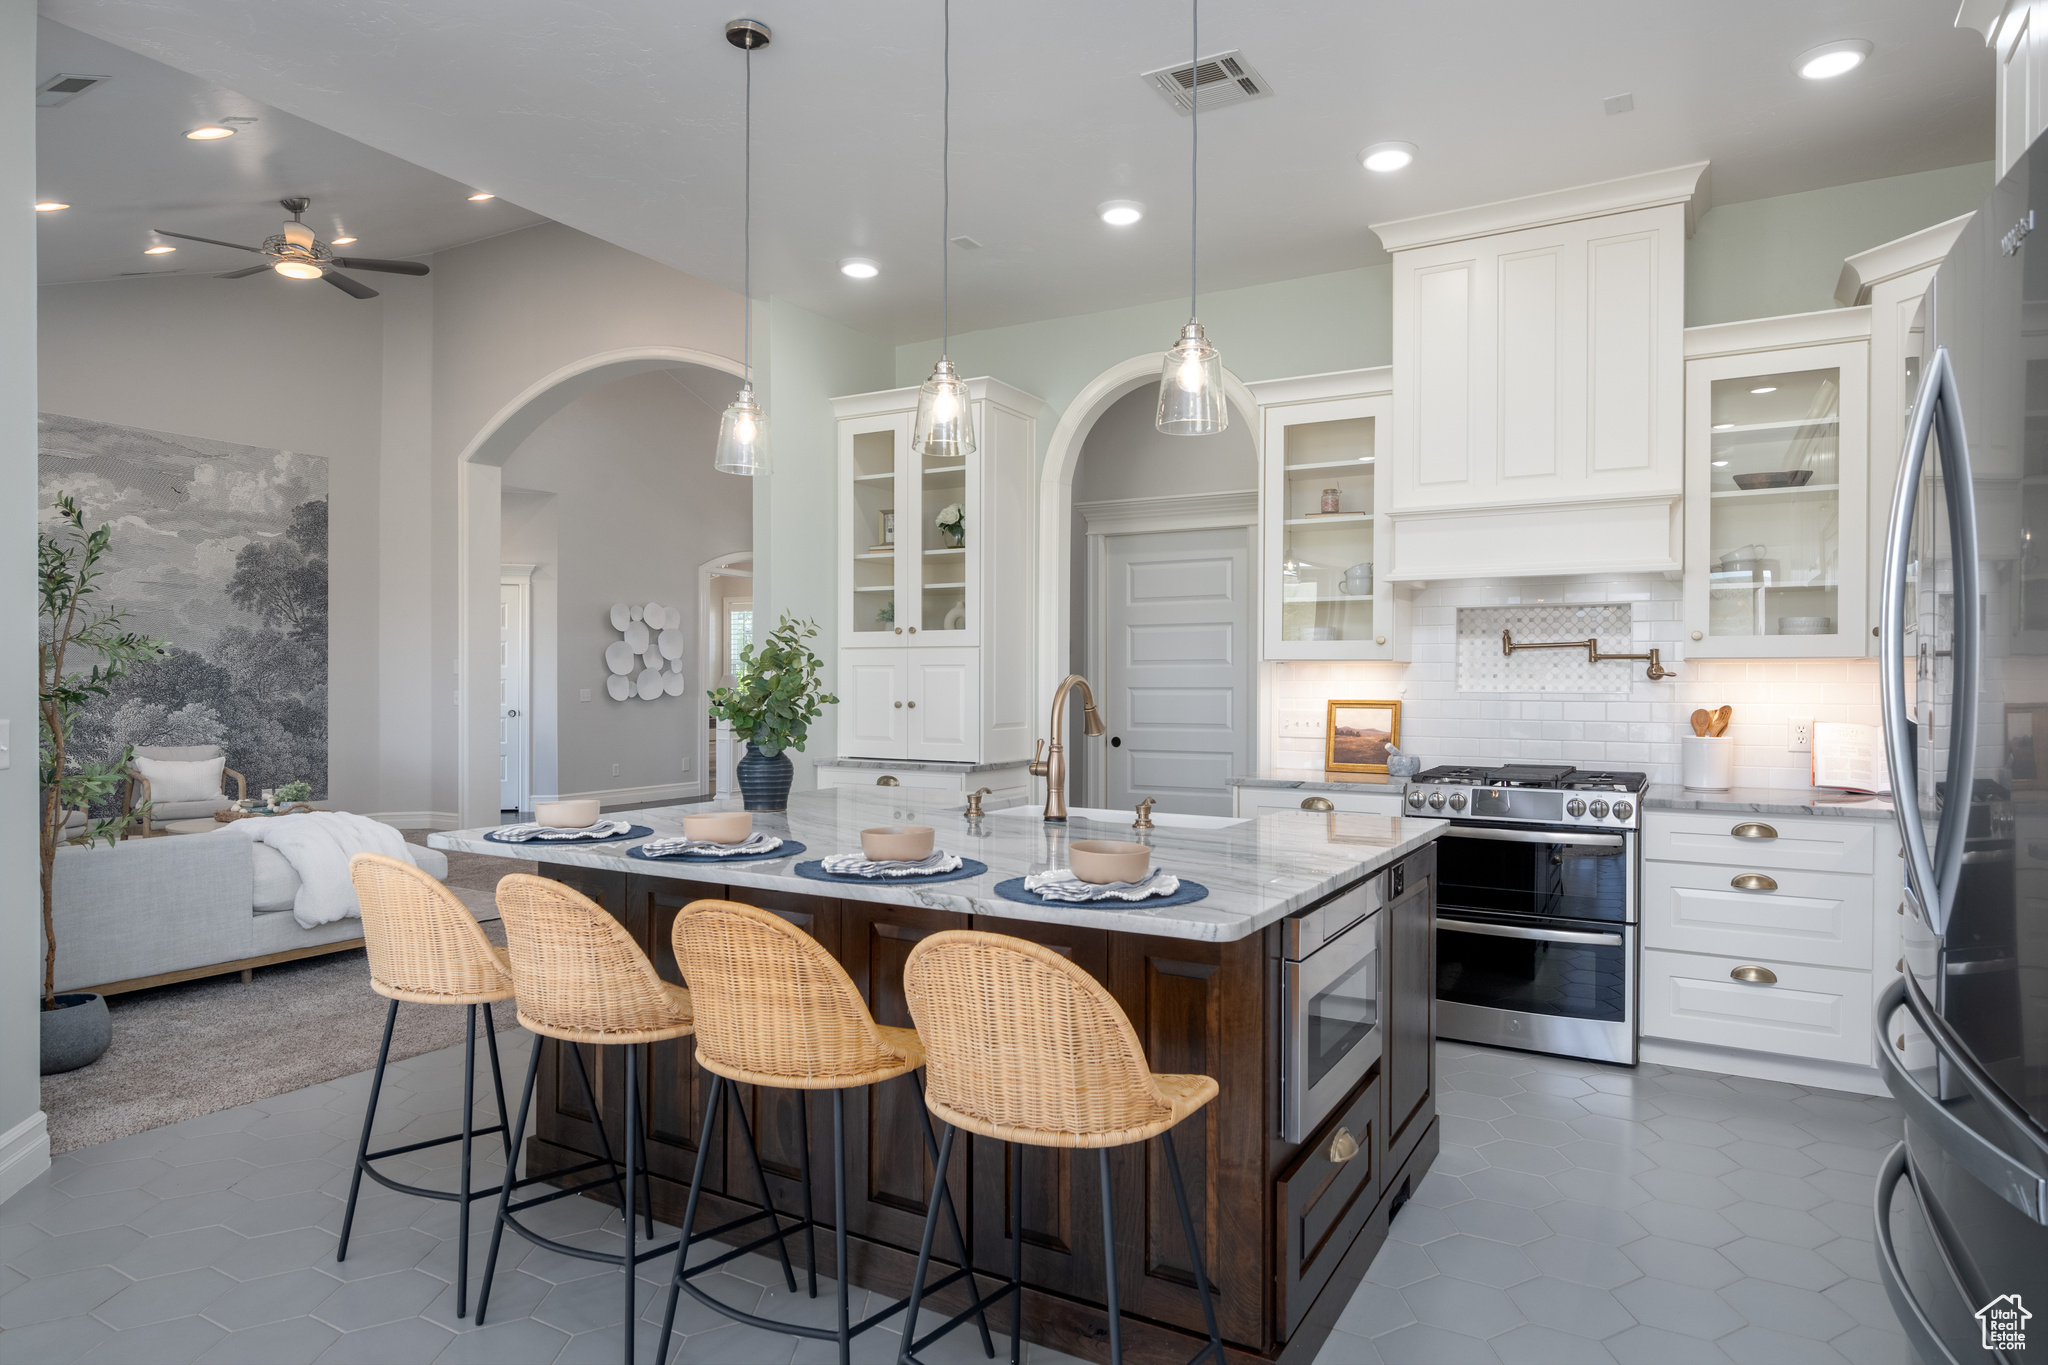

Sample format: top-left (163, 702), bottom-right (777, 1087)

top-left (0, 718), bottom-right (9, 769)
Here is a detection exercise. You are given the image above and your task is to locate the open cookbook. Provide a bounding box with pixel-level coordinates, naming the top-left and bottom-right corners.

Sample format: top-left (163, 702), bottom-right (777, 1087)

top-left (1811, 722), bottom-right (1891, 794)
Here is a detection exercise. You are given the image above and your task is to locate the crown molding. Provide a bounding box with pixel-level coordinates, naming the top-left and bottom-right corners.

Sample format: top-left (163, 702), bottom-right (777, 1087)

top-left (1684, 306), bottom-right (1872, 359)
top-left (1371, 162), bottom-right (1711, 254)
top-left (1834, 213), bottom-right (1974, 305)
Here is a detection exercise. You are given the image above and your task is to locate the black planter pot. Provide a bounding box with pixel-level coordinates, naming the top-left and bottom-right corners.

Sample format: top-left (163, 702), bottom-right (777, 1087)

top-left (736, 743), bottom-right (795, 811)
top-left (41, 992), bottom-right (111, 1074)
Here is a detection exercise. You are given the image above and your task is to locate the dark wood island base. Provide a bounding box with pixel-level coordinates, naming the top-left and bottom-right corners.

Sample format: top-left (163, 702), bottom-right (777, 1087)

top-left (525, 846), bottom-right (1436, 1365)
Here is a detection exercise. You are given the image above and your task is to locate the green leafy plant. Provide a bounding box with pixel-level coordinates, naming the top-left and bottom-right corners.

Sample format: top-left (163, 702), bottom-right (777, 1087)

top-left (39, 494), bottom-right (165, 1008)
top-left (707, 613), bottom-right (838, 758)
top-left (274, 780), bottom-right (312, 805)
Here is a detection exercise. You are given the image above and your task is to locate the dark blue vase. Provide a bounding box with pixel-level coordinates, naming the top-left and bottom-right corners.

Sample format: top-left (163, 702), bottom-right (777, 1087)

top-left (736, 742), bottom-right (794, 811)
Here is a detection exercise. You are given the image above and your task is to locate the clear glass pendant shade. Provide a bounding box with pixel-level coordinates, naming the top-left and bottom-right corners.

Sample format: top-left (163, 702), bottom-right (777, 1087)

top-left (713, 383), bottom-right (770, 475)
top-left (912, 357), bottom-right (977, 460)
top-left (1156, 321), bottom-right (1227, 435)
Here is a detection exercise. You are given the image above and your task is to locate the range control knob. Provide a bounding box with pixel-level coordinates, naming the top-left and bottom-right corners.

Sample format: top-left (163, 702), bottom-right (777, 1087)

top-left (1588, 799), bottom-right (1610, 819)
top-left (1427, 791), bottom-right (1447, 811)
top-left (1566, 798), bottom-right (1587, 818)
top-left (1406, 789), bottom-right (1425, 809)
top-left (1448, 793), bottom-right (1467, 811)
top-left (1613, 800), bottom-right (1634, 821)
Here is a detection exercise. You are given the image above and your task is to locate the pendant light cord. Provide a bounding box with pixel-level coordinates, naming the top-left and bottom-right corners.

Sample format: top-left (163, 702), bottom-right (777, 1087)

top-left (1190, 0), bottom-right (1198, 321)
top-left (941, 0), bottom-right (950, 357)
top-left (743, 42), bottom-right (753, 386)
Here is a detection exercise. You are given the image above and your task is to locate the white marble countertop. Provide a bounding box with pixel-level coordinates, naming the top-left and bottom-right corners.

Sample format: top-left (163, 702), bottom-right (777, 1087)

top-left (1641, 785), bottom-right (1897, 820)
top-left (431, 789), bottom-right (1445, 943)
top-left (1228, 772), bottom-right (1407, 794)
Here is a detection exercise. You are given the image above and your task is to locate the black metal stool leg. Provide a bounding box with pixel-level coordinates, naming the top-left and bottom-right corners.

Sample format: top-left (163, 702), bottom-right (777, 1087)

top-left (567, 1040), bottom-right (632, 1221)
top-left (1162, 1128), bottom-right (1223, 1361)
top-left (659, 1075), bottom-right (726, 1365)
top-left (482, 1002), bottom-right (511, 1147)
top-left (338, 997), bottom-right (399, 1261)
top-left (733, 1083), bottom-right (799, 1293)
top-left (913, 1075), bottom-right (993, 1358)
top-left (638, 1044), bottom-right (655, 1240)
top-left (476, 1036), bottom-right (542, 1325)
top-left (456, 1004), bottom-right (478, 1318)
top-left (623, 1044), bottom-right (639, 1365)
top-left (1098, 1148), bottom-right (1122, 1365)
top-left (798, 1090), bottom-right (818, 1299)
top-left (833, 1089), bottom-right (852, 1364)
top-left (1009, 1141), bottom-right (1024, 1365)
top-left (896, 1122), bottom-right (955, 1365)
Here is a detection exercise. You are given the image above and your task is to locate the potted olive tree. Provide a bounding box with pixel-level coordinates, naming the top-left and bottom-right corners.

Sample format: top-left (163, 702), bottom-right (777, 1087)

top-left (39, 494), bottom-right (163, 1073)
top-left (707, 613), bottom-right (837, 811)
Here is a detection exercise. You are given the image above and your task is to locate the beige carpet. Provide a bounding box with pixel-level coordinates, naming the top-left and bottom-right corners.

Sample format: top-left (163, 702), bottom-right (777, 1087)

top-left (40, 832), bottom-right (532, 1155)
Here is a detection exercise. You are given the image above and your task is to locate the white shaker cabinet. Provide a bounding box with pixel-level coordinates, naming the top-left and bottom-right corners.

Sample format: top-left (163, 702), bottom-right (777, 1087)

top-left (1371, 163), bottom-right (1706, 582)
top-left (1959, 0), bottom-right (2048, 180)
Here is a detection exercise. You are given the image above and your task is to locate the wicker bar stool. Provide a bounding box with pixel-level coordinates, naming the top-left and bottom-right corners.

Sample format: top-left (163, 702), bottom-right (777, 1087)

top-left (476, 873), bottom-right (706, 1365)
top-left (899, 931), bottom-right (1226, 1365)
top-left (339, 853), bottom-right (516, 1319)
top-left (656, 900), bottom-right (989, 1365)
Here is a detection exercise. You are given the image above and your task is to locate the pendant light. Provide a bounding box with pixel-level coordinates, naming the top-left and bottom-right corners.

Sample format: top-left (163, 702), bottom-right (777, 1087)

top-left (1156, 0), bottom-right (1227, 435)
top-left (911, 0), bottom-right (976, 460)
top-left (715, 19), bottom-right (771, 475)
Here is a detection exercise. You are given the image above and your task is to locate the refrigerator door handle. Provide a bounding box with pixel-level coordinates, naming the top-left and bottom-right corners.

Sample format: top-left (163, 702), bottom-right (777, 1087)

top-left (1873, 1142), bottom-right (1977, 1365)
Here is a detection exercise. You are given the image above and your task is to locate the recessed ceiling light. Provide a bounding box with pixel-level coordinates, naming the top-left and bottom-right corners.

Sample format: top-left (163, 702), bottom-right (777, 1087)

top-left (143, 244), bottom-right (176, 255)
top-left (839, 257), bottom-right (879, 279)
top-left (1360, 142), bottom-right (1416, 173)
top-left (1712, 423), bottom-right (1734, 430)
top-left (330, 236), bottom-right (356, 246)
top-left (184, 125), bottom-right (235, 140)
top-left (273, 260), bottom-right (324, 280)
top-left (466, 192), bottom-right (496, 202)
top-left (1712, 460), bottom-right (1729, 467)
top-left (1750, 386), bottom-right (1777, 394)
top-left (1098, 200), bottom-right (1144, 227)
top-left (34, 201), bottom-right (68, 212)
top-left (1796, 40), bottom-right (1871, 80)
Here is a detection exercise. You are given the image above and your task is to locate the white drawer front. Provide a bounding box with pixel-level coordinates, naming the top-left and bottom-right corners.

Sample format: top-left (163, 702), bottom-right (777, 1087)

top-left (1237, 790), bottom-right (1407, 819)
top-left (1641, 948), bottom-right (1872, 1065)
top-left (1645, 811), bottom-right (1875, 874)
top-left (1643, 863), bottom-right (1874, 969)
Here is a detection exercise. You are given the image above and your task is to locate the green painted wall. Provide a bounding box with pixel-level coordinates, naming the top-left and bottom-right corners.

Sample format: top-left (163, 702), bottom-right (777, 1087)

top-left (1685, 162), bottom-right (1992, 325)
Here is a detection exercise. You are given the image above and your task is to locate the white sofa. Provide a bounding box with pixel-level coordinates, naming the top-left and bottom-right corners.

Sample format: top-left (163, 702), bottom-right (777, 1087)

top-left (44, 824), bottom-right (450, 995)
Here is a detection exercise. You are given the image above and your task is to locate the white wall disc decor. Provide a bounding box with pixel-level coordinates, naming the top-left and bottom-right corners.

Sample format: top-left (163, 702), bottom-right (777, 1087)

top-left (606, 673), bottom-right (632, 701)
top-left (604, 640), bottom-right (637, 674)
top-left (629, 605), bottom-right (643, 622)
top-left (665, 606), bottom-right (682, 630)
top-left (662, 671), bottom-right (687, 696)
top-left (603, 600), bottom-right (686, 702)
top-left (658, 628), bottom-right (683, 660)
top-left (644, 602), bottom-right (665, 625)
top-left (636, 667), bottom-right (664, 700)
top-left (624, 620), bottom-right (651, 652)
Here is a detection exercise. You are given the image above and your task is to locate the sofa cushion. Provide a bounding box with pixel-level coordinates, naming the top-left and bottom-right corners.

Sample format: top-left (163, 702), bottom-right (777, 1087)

top-left (134, 754), bottom-right (225, 804)
top-left (249, 839), bottom-right (450, 915)
top-left (134, 744), bottom-right (224, 763)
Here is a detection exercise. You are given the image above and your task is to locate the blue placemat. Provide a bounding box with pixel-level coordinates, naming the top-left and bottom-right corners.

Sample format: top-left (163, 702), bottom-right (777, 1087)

top-left (794, 857), bottom-right (989, 887)
top-left (992, 877), bottom-right (1210, 909)
top-left (627, 840), bottom-right (806, 864)
top-left (484, 824), bottom-right (654, 846)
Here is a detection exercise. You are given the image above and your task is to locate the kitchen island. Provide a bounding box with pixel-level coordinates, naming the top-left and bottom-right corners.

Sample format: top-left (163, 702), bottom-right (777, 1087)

top-left (432, 790), bottom-right (1443, 1364)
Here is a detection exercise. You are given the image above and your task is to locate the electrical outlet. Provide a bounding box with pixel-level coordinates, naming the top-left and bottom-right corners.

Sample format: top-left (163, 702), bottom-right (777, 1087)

top-left (1790, 717), bottom-right (1813, 753)
top-left (611, 763), bottom-right (621, 776)
top-left (0, 719), bottom-right (10, 770)
top-left (579, 688), bottom-right (593, 703)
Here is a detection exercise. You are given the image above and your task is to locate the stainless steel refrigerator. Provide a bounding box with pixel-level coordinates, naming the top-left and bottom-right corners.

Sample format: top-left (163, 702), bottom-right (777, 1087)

top-left (1877, 135), bottom-right (2048, 1363)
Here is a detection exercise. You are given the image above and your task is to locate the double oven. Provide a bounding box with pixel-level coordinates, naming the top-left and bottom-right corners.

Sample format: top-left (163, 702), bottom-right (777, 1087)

top-left (1406, 764), bottom-right (1641, 1066)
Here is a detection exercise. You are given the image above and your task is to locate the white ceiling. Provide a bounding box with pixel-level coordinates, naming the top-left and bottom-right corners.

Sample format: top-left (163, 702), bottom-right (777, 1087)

top-left (33, 21), bottom-right (547, 288)
top-left (41, 2), bottom-right (1992, 341)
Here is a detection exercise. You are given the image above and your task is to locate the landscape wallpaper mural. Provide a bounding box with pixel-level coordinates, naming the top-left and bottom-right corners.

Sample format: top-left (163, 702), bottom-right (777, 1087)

top-left (38, 414), bottom-right (329, 800)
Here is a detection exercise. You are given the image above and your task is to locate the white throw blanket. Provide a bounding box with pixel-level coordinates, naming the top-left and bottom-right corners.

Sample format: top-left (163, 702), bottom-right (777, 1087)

top-left (221, 812), bottom-right (411, 928)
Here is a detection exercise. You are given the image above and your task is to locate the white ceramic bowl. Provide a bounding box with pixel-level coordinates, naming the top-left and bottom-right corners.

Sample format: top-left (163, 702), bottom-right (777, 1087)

top-left (861, 826), bottom-right (934, 861)
top-left (1069, 840), bottom-right (1151, 885)
top-left (1778, 616), bottom-right (1834, 635)
top-left (681, 811), bottom-right (752, 844)
top-left (535, 799), bottom-right (601, 829)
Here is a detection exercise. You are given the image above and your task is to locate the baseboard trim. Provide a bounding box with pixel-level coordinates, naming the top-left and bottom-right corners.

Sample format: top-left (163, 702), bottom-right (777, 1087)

top-left (529, 781), bottom-right (706, 808)
top-left (0, 1111), bottom-right (52, 1208)
top-left (366, 811), bottom-right (461, 831)
top-left (1640, 1037), bottom-right (1887, 1097)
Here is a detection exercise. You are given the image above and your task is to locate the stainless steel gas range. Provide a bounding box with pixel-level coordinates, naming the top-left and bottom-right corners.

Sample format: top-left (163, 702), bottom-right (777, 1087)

top-left (1404, 763), bottom-right (1642, 1065)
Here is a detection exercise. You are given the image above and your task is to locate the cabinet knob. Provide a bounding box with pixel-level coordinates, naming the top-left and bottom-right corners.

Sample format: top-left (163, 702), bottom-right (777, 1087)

top-left (1730, 964), bottom-right (1778, 985)
top-left (1327, 1126), bottom-right (1360, 1163)
top-left (894, 701), bottom-right (903, 708)
top-left (895, 626), bottom-right (904, 634)
top-left (907, 700), bottom-right (917, 708)
top-left (1730, 822), bottom-right (1777, 840)
top-left (1731, 873), bottom-right (1778, 892)
top-left (1692, 631), bottom-right (1703, 641)
top-left (1375, 636), bottom-right (1386, 645)
top-left (908, 626), bottom-right (917, 634)
top-left (1301, 797), bottom-right (1336, 812)
top-left (877, 775), bottom-right (900, 787)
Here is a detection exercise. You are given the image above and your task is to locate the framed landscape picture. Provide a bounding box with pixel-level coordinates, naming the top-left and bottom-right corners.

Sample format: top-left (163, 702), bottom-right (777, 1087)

top-left (1326, 699), bottom-right (1401, 772)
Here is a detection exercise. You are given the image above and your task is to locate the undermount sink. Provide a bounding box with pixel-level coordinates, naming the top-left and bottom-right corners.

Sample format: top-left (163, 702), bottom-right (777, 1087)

top-left (987, 806), bottom-right (1249, 830)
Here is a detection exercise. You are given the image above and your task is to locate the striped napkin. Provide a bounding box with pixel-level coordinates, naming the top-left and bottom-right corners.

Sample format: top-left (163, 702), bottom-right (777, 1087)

top-left (819, 851), bottom-right (964, 878)
top-left (1022, 869), bottom-right (1180, 902)
top-left (638, 832), bottom-right (784, 858)
top-left (490, 820), bottom-right (634, 842)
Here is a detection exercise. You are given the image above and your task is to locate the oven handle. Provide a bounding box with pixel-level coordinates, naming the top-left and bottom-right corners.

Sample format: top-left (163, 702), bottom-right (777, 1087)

top-left (1443, 826), bottom-right (1626, 849)
top-left (1435, 916), bottom-right (1624, 947)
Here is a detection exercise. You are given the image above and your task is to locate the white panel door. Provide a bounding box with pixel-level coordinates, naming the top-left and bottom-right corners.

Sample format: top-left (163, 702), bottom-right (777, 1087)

top-left (907, 648), bottom-right (978, 762)
top-left (498, 581), bottom-right (529, 812)
top-left (1102, 528), bottom-right (1251, 817)
top-left (839, 649), bottom-right (908, 758)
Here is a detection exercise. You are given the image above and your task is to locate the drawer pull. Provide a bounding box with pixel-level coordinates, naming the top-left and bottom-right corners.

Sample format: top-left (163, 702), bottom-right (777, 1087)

top-left (1731, 822), bottom-right (1778, 840)
top-left (1730, 873), bottom-right (1778, 892)
top-left (876, 775), bottom-right (900, 787)
top-left (1897, 1034), bottom-right (1907, 1052)
top-left (1301, 797), bottom-right (1335, 812)
top-left (1730, 964), bottom-right (1778, 985)
top-left (1327, 1127), bottom-right (1359, 1163)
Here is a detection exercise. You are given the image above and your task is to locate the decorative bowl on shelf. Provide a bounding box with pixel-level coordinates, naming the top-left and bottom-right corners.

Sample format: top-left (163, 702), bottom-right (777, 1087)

top-left (1731, 470), bottom-right (1815, 491)
top-left (1068, 840), bottom-right (1151, 885)
top-left (682, 811), bottom-right (753, 844)
top-left (1778, 616), bottom-right (1834, 635)
top-left (861, 825), bottom-right (934, 861)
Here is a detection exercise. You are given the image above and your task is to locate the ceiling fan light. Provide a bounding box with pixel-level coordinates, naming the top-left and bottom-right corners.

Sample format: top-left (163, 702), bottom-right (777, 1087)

top-left (714, 383), bottom-right (770, 474)
top-left (184, 125), bottom-right (235, 140)
top-left (273, 259), bottom-right (324, 280)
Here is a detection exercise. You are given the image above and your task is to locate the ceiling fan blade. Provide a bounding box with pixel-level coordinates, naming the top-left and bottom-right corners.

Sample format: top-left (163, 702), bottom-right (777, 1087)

top-left (330, 256), bottom-right (429, 276)
top-left (215, 265), bottom-right (269, 279)
top-left (322, 270), bottom-right (379, 300)
top-left (152, 229), bottom-right (262, 253)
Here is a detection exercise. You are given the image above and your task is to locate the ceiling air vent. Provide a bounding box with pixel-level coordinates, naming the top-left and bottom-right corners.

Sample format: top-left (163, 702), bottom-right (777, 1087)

top-left (37, 74), bottom-right (112, 108)
top-left (1143, 50), bottom-right (1270, 115)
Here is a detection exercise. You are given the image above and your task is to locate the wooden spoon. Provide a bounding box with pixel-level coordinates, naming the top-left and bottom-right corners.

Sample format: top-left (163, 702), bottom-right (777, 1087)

top-left (1710, 705), bottom-right (1732, 737)
top-left (1691, 708), bottom-right (1711, 737)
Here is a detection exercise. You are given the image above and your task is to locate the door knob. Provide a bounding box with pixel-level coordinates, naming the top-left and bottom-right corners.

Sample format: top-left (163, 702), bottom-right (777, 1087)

top-left (1301, 797), bottom-right (1335, 812)
top-left (1730, 873), bottom-right (1778, 892)
top-left (1730, 964), bottom-right (1778, 985)
top-left (506, 709), bottom-right (519, 717)
top-left (1327, 1127), bottom-right (1359, 1163)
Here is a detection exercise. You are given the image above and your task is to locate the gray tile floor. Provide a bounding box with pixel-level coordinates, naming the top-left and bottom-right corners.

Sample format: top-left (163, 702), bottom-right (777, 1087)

top-left (0, 1034), bottom-right (1910, 1365)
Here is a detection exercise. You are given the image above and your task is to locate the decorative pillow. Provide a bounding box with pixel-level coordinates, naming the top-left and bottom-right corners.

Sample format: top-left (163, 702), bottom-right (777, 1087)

top-left (132, 754), bottom-right (226, 804)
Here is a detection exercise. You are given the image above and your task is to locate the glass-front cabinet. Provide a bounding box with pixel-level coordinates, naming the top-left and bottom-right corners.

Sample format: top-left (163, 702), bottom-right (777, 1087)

top-left (839, 411), bottom-right (977, 646)
top-left (1681, 323), bottom-right (1870, 658)
top-left (1254, 368), bottom-right (1407, 661)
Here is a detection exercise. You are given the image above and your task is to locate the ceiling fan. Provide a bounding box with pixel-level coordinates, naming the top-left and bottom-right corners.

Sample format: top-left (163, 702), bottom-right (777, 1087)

top-left (152, 197), bottom-right (428, 299)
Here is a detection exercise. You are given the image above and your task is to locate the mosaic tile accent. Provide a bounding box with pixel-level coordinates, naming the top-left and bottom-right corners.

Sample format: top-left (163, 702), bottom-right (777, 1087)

top-left (1458, 604), bottom-right (1636, 694)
